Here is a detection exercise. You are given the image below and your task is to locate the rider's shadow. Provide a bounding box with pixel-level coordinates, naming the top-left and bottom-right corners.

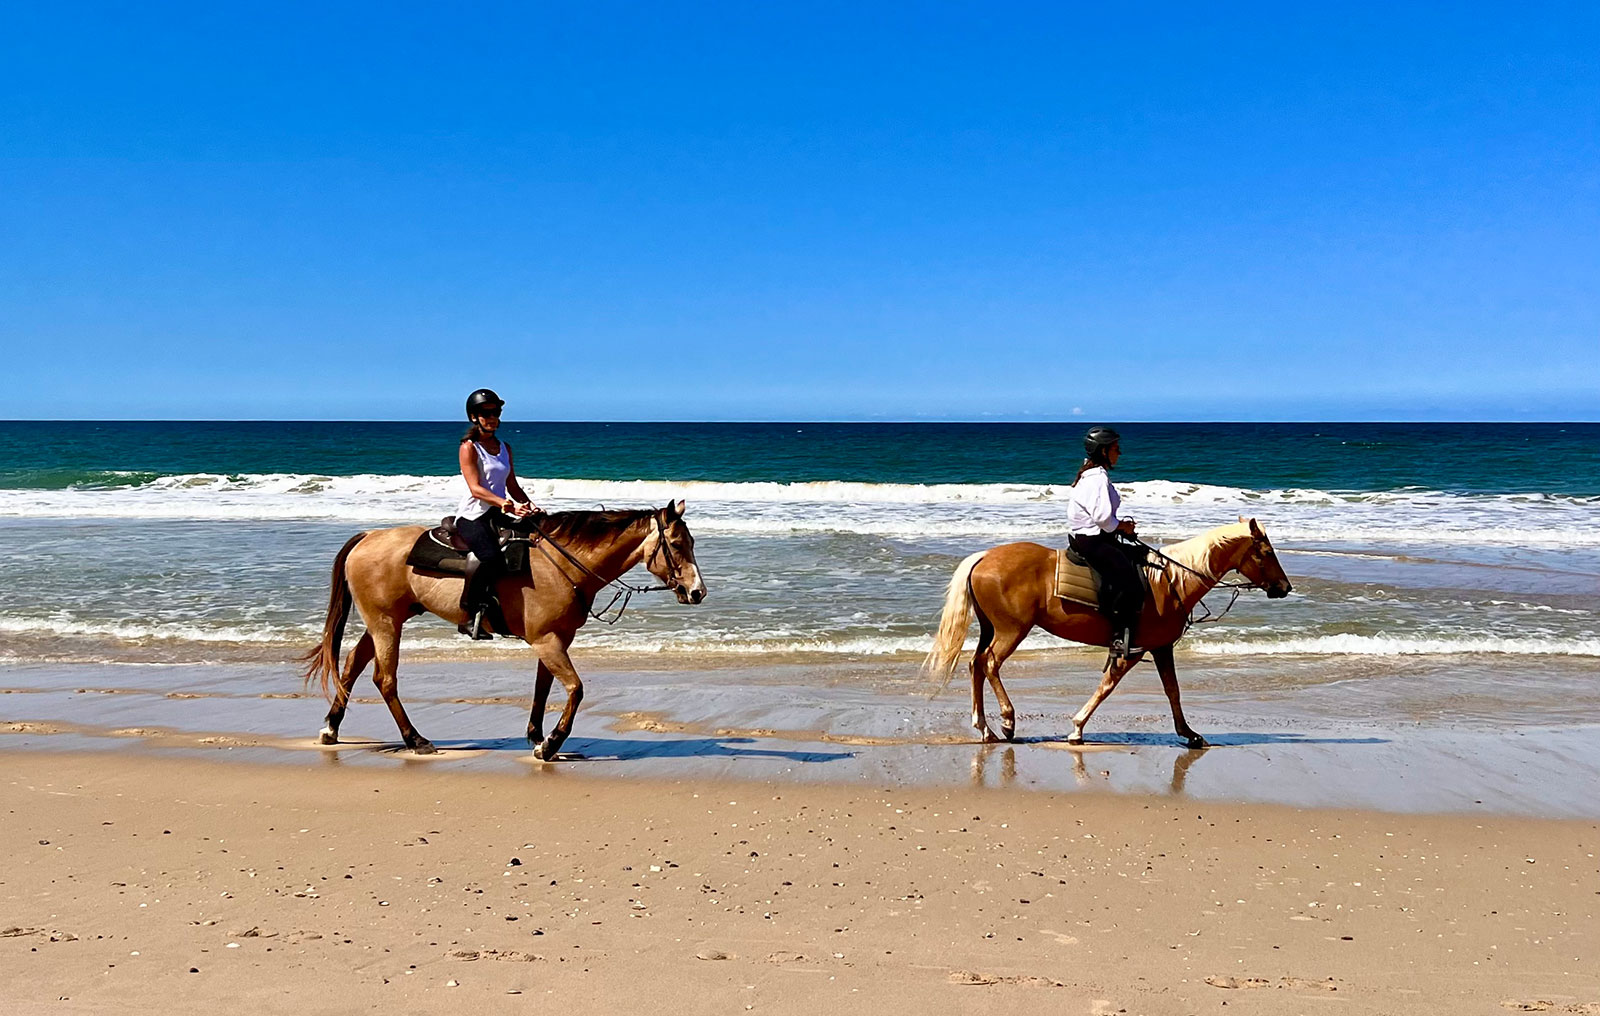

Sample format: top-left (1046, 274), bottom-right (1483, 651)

top-left (416, 734), bottom-right (854, 765)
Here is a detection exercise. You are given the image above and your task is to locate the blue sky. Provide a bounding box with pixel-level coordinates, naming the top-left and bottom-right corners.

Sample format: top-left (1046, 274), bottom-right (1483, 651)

top-left (3, 2), bottom-right (1597, 420)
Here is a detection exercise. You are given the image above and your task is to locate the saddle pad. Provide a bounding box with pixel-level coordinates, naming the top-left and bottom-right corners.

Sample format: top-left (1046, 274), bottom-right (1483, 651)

top-left (406, 530), bottom-right (469, 576)
top-left (1054, 548), bottom-right (1100, 608)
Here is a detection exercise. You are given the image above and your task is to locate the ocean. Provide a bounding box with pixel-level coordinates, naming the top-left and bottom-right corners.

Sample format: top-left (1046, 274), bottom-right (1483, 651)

top-left (3, 420), bottom-right (1598, 812)
top-left (1, 421), bottom-right (1597, 671)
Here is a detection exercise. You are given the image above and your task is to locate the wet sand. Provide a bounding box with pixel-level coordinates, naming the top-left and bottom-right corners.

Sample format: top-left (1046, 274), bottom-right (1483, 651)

top-left (3, 751), bottom-right (1598, 1015)
top-left (4, 655), bottom-right (1600, 817)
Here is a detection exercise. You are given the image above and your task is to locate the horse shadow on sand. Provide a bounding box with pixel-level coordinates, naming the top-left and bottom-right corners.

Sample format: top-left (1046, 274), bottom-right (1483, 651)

top-left (340, 733), bottom-right (853, 765)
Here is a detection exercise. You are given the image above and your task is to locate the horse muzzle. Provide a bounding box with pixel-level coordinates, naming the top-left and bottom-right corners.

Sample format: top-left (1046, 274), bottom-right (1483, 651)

top-left (1266, 582), bottom-right (1292, 599)
top-left (675, 568), bottom-right (707, 604)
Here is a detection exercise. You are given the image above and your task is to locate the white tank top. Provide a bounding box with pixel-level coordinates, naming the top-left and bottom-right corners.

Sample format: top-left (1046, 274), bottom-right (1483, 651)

top-left (456, 440), bottom-right (511, 520)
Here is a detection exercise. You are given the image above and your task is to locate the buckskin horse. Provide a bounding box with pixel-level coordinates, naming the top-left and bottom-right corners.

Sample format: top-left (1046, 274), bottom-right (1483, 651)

top-left (923, 518), bottom-right (1291, 748)
top-left (302, 500), bottom-right (706, 759)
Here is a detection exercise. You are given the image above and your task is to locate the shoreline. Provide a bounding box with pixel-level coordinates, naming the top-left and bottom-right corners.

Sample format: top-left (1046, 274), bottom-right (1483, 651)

top-left (3, 751), bottom-right (1598, 1015)
top-left (6, 655), bottom-right (1600, 820)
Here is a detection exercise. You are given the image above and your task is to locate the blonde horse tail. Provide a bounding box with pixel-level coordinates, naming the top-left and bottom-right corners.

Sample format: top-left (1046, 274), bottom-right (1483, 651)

top-left (922, 551), bottom-right (986, 690)
top-left (300, 532), bottom-right (367, 701)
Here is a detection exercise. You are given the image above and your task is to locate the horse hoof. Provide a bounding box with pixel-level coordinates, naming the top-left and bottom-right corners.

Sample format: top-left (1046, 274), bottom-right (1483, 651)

top-left (1000, 724), bottom-right (1016, 742)
top-left (1066, 733), bottom-right (1084, 746)
top-left (1183, 735), bottom-right (1210, 750)
top-left (317, 730), bottom-right (338, 745)
top-left (411, 741), bottom-right (438, 755)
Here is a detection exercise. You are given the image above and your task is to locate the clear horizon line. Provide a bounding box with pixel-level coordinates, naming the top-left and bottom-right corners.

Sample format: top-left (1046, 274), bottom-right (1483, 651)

top-left (3, 417), bottom-right (1600, 426)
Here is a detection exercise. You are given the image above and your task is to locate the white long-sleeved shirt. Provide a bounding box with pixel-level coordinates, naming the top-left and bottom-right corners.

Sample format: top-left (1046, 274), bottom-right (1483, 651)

top-left (1067, 465), bottom-right (1121, 536)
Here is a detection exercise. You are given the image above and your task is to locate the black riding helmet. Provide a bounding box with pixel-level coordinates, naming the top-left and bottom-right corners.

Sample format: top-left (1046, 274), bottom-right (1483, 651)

top-left (1083, 425), bottom-right (1121, 458)
top-left (465, 388), bottom-right (504, 419)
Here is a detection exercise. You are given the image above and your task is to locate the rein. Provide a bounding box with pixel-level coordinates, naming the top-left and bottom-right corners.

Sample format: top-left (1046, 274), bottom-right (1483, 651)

top-left (1128, 536), bottom-right (1257, 632)
top-left (509, 514), bottom-right (678, 625)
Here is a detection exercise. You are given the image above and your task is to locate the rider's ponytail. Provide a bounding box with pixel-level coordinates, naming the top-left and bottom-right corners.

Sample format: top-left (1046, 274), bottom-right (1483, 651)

top-left (462, 422), bottom-right (484, 444)
top-left (1072, 446), bottom-right (1112, 485)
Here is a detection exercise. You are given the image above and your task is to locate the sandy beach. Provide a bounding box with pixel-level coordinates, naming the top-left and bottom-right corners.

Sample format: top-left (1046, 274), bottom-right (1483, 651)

top-left (4, 749), bottom-right (1598, 1016)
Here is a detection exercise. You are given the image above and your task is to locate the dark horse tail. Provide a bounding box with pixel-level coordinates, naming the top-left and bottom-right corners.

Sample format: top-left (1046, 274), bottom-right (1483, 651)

top-left (300, 532), bottom-right (367, 701)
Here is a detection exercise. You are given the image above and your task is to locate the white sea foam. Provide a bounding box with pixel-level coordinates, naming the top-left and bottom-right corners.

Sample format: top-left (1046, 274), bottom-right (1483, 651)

top-left (4, 472), bottom-right (1600, 548)
top-left (5, 611), bottom-right (1597, 661)
top-left (0, 615), bottom-right (320, 645)
top-left (1188, 633), bottom-right (1600, 657)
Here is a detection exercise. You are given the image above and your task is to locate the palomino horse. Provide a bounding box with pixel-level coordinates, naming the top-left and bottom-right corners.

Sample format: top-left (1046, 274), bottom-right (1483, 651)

top-left (923, 518), bottom-right (1291, 748)
top-left (302, 500), bottom-right (706, 759)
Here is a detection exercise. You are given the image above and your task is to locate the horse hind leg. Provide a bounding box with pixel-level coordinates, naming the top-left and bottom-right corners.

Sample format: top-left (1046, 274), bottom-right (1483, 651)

top-left (981, 622), bottom-right (1028, 743)
top-left (366, 615), bottom-right (434, 754)
top-left (969, 607), bottom-right (995, 741)
top-left (319, 632), bottom-right (374, 744)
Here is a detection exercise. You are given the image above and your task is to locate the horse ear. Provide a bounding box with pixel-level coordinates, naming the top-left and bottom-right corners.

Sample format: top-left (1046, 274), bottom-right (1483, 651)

top-left (665, 499), bottom-right (685, 520)
top-left (1246, 517), bottom-right (1263, 537)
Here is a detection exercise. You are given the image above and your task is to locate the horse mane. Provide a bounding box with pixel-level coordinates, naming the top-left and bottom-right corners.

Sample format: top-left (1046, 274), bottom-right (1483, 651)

top-left (533, 508), bottom-right (654, 550)
top-left (1156, 521), bottom-right (1251, 572)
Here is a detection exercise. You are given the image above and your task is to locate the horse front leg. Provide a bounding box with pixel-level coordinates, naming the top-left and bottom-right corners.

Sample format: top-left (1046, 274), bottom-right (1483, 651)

top-left (1152, 645), bottom-right (1208, 749)
top-left (319, 632), bottom-right (374, 744)
top-left (526, 660), bottom-right (554, 747)
top-left (1068, 655), bottom-right (1139, 745)
top-left (529, 638), bottom-right (583, 761)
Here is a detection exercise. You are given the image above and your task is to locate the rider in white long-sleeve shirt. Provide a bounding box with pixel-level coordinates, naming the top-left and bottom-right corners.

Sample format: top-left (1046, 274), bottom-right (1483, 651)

top-left (1067, 426), bottom-right (1142, 658)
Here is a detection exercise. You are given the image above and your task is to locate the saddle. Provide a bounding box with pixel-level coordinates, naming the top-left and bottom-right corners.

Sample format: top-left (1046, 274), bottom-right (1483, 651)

top-left (404, 516), bottom-right (535, 577)
top-left (1054, 540), bottom-right (1152, 609)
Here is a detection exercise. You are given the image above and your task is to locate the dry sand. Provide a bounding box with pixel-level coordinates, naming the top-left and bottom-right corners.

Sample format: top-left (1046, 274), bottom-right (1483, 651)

top-left (3, 752), bottom-right (1597, 1015)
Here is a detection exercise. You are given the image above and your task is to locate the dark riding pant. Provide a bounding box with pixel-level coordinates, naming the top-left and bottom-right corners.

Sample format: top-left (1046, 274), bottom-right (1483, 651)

top-left (1068, 530), bottom-right (1142, 633)
top-left (455, 509), bottom-right (507, 615)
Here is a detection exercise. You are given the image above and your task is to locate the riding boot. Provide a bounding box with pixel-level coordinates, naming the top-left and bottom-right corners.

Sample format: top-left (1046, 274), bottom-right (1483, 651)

top-left (480, 594), bottom-right (510, 638)
top-left (457, 555), bottom-right (495, 641)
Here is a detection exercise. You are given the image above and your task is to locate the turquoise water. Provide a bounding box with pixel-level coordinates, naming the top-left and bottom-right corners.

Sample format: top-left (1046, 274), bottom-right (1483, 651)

top-left (3, 421), bottom-right (1598, 493)
top-left (0, 422), bottom-right (1595, 699)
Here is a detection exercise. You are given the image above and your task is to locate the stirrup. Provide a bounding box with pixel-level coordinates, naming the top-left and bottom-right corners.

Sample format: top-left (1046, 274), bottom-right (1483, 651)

top-left (1106, 628), bottom-right (1142, 663)
top-left (457, 608), bottom-right (495, 641)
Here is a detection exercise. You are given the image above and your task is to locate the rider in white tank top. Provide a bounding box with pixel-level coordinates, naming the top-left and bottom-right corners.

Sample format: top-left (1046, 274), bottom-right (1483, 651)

top-left (457, 439), bottom-right (511, 521)
top-left (454, 388), bottom-right (538, 639)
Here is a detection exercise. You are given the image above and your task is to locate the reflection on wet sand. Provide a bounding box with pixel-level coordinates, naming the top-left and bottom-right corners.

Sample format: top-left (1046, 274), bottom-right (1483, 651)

top-left (969, 740), bottom-right (1213, 796)
top-left (1170, 747), bottom-right (1206, 794)
top-left (969, 744), bottom-right (1016, 787)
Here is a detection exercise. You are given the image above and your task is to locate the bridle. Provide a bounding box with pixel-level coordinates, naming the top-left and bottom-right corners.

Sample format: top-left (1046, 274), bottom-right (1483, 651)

top-left (1128, 533), bottom-right (1277, 631)
top-left (514, 513), bottom-right (685, 625)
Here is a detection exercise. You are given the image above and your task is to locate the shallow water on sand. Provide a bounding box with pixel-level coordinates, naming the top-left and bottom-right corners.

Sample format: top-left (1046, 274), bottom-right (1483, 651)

top-left (4, 656), bottom-right (1599, 819)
